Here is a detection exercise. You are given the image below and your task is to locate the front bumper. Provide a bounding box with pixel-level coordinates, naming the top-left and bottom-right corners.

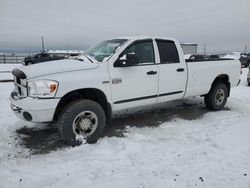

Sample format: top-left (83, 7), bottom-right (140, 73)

top-left (10, 91), bottom-right (60, 123)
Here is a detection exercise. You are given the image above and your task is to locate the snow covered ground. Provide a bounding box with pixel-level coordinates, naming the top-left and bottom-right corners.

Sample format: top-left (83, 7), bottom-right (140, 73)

top-left (0, 68), bottom-right (250, 188)
top-left (0, 64), bottom-right (21, 81)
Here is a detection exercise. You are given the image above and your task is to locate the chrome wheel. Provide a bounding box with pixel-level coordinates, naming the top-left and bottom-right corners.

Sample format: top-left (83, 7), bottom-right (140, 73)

top-left (215, 89), bottom-right (225, 106)
top-left (72, 111), bottom-right (98, 137)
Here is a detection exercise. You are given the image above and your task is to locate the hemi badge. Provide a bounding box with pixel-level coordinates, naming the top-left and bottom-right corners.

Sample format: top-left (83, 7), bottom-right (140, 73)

top-left (112, 78), bottom-right (122, 84)
top-left (102, 81), bottom-right (109, 84)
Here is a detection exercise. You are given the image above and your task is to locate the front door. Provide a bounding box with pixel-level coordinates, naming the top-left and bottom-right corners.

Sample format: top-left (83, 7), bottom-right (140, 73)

top-left (110, 40), bottom-right (158, 111)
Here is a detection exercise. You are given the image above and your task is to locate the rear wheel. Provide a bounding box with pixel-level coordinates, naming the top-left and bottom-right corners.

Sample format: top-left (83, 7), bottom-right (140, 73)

top-left (56, 99), bottom-right (106, 146)
top-left (204, 83), bottom-right (228, 111)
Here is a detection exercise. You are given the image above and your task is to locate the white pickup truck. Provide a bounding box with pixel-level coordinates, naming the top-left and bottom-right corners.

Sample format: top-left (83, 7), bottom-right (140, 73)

top-left (10, 36), bottom-right (241, 145)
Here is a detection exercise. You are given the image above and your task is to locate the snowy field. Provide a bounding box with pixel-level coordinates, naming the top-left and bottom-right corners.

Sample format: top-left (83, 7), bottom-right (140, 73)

top-left (0, 68), bottom-right (250, 188)
top-left (0, 64), bottom-right (21, 81)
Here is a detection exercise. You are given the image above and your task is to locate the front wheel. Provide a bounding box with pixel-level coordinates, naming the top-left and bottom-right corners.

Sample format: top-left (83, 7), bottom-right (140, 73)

top-left (57, 99), bottom-right (106, 145)
top-left (204, 83), bottom-right (228, 111)
top-left (25, 61), bottom-right (33, 65)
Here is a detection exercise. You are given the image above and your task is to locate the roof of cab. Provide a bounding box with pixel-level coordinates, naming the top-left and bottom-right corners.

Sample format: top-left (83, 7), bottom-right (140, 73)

top-left (109, 35), bottom-right (178, 42)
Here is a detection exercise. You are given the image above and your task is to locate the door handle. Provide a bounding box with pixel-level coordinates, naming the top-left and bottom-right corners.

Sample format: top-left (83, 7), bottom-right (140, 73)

top-left (176, 68), bottom-right (185, 72)
top-left (147, 71), bottom-right (157, 75)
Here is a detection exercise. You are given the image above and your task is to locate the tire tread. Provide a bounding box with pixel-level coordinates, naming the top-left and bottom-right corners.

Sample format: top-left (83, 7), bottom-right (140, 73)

top-left (204, 82), bottom-right (228, 111)
top-left (56, 99), bottom-right (106, 145)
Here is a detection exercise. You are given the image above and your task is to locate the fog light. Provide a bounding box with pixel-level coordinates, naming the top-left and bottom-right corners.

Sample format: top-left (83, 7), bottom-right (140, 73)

top-left (23, 111), bottom-right (32, 121)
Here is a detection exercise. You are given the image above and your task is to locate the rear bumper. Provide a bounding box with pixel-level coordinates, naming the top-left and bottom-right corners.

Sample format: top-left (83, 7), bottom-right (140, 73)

top-left (10, 91), bottom-right (60, 123)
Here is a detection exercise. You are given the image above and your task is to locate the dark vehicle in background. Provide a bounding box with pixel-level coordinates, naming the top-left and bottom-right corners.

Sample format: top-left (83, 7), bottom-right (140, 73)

top-left (247, 53), bottom-right (250, 67)
top-left (23, 50), bottom-right (83, 65)
top-left (223, 52), bottom-right (249, 67)
top-left (23, 52), bottom-right (65, 65)
top-left (247, 66), bottom-right (250, 86)
top-left (185, 54), bottom-right (221, 62)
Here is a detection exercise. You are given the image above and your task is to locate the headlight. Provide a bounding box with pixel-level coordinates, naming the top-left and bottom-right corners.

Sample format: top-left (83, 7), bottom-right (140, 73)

top-left (28, 80), bottom-right (59, 98)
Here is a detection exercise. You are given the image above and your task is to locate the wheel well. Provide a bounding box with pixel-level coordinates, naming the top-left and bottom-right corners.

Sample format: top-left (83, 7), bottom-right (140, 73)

top-left (53, 88), bottom-right (111, 123)
top-left (25, 61), bottom-right (33, 65)
top-left (211, 74), bottom-right (230, 96)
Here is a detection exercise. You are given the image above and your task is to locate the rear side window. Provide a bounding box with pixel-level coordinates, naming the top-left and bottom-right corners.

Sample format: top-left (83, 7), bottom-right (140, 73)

top-left (156, 40), bottom-right (180, 63)
top-left (41, 54), bottom-right (48, 58)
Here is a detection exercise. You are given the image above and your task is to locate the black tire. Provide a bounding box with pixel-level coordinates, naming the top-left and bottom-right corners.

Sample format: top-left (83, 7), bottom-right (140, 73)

top-left (248, 82), bottom-right (250, 86)
top-left (204, 83), bottom-right (228, 111)
top-left (25, 61), bottom-right (33, 65)
top-left (245, 61), bottom-right (249, 68)
top-left (56, 99), bottom-right (106, 146)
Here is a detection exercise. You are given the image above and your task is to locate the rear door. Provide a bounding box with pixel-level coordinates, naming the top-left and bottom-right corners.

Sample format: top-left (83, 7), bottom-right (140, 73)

top-left (156, 39), bottom-right (187, 102)
top-left (40, 53), bottom-right (50, 62)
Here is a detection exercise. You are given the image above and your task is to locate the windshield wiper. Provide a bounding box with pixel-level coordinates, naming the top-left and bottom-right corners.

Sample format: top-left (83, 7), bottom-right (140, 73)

top-left (75, 57), bottom-right (84, 61)
top-left (85, 55), bottom-right (93, 63)
top-left (74, 55), bottom-right (94, 63)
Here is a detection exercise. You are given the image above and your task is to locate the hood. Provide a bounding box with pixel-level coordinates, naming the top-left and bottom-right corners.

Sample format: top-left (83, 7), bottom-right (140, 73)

top-left (18, 59), bottom-right (99, 79)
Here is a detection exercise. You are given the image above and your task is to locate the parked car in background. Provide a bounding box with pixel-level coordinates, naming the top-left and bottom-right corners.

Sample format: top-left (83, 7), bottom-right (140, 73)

top-left (188, 54), bottom-right (210, 61)
top-left (23, 52), bottom-right (66, 65)
top-left (223, 52), bottom-right (249, 67)
top-left (23, 50), bottom-right (83, 65)
top-left (210, 54), bottom-right (220, 59)
top-left (247, 66), bottom-right (250, 86)
top-left (184, 54), bottom-right (192, 60)
top-left (247, 53), bottom-right (250, 67)
top-left (185, 54), bottom-right (221, 62)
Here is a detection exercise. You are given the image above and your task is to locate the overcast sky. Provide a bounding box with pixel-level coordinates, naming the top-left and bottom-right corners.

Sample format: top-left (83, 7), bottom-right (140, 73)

top-left (0, 0), bottom-right (249, 53)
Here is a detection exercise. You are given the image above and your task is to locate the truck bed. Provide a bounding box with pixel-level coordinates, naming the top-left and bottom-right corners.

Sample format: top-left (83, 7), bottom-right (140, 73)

top-left (184, 59), bottom-right (241, 98)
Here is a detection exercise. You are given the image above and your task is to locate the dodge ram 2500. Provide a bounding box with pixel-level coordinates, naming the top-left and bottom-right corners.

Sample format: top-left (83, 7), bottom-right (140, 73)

top-left (10, 36), bottom-right (241, 145)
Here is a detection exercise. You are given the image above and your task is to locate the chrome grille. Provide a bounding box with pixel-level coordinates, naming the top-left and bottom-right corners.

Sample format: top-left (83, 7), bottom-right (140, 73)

top-left (13, 75), bottom-right (28, 98)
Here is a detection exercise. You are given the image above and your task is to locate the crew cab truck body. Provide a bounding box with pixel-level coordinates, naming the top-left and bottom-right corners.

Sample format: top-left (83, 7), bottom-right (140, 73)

top-left (10, 36), bottom-right (241, 145)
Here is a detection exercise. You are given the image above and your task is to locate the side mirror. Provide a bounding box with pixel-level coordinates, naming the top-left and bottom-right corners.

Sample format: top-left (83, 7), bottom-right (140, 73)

top-left (114, 53), bottom-right (139, 67)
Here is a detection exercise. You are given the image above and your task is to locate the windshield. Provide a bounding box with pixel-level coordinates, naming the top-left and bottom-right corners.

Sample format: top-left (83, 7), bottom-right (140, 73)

top-left (83, 39), bottom-right (127, 62)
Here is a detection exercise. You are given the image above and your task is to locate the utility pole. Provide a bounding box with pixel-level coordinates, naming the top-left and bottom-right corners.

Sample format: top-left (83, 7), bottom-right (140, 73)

top-left (244, 45), bottom-right (247, 53)
top-left (41, 36), bottom-right (45, 52)
top-left (203, 44), bottom-right (206, 55)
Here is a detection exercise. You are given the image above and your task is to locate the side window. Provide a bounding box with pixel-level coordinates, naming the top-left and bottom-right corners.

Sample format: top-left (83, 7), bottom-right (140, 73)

top-left (123, 41), bottom-right (155, 64)
top-left (156, 40), bottom-right (180, 63)
top-left (41, 53), bottom-right (47, 58)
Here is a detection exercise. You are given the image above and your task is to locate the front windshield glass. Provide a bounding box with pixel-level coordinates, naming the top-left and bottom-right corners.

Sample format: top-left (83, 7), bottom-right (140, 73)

top-left (83, 39), bottom-right (127, 62)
